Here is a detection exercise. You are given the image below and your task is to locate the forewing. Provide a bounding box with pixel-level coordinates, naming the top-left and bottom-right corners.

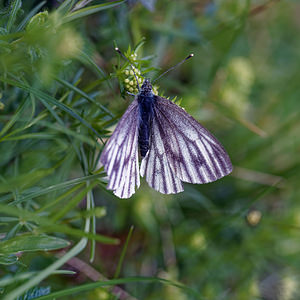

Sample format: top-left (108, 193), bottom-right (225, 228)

top-left (140, 116), bottom-right (184, 195)
top-left (100, 99), bottom-right (140, 198)
top-left (152, 96), bottom-right (232, 184)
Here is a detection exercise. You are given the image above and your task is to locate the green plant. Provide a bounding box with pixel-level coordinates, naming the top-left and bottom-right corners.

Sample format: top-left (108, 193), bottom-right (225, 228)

top-left (1, 1), bottom-right (300, 299)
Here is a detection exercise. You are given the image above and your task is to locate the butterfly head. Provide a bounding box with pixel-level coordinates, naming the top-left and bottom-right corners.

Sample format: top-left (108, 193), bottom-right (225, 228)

top-left (140, 78), bottom-right (153, 95)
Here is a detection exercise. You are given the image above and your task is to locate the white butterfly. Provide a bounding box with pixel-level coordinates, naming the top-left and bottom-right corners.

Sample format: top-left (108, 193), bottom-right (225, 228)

top-left (100, 78), bottom-right (232, 198)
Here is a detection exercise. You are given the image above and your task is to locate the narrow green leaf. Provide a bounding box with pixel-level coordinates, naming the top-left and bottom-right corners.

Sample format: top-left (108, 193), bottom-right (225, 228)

top-left (0, 77), bottom-right (102, 139)
top-left (0, 254), bottom-right (18, 265)
top-left (3, 132), bottom-right (56, 141)
top-left (39, 121), bottom-right (100, 146)
top-left (78, 50), bottom-right (114, 92)
top-left (62, 0), bottom-right (125, 24)
top-left (78, 50), bottom-right (106, 78)
top-left (2, 188), bottom-right (94, 300)
top-left (19, 173), bottom-right (104, 204)
top-left (89, 188), bottom-right (96, 262)
top-left (2, 223), bottom-right (22, 241)
top-left (6, 0), bottom-right (22, 32)
top-left (36, 92), bottom-right (66, 128)
top-left (0, 234), bottom-right (70, 254)
top-left (37, 183), bottom-right (84, 213)
top-left (0, 217), bottom-right (18, 222)
top-left (113, 225), bottom-right (134, 279)
top-left (0, 169), bottom-right (54, 194)
top-left (35, 277), bottom-right (200, 300)
top-left (0, 97), bottom-right (29, 138)
top-left (16, 1), bottom-right (47, 31)
top-left (3, 115), bottom-right (99, 149)
top-left (0, 270), bottom-right (75, 287)
top-left (55, 77), bottom-right (114, 117)
top-left (51, 181), bottom-right (97, 222)
top-left (0, 204), bottom-right (119, 245)
top-left (76, 206), bottom-right (106, 219)
top-left (57, 0), bottom-right (77, 14)
top-left (39, 224), bottom-right (118, 245)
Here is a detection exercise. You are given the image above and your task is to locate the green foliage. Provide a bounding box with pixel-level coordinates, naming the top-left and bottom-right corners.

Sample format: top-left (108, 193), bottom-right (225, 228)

top-left (0, 234), bottom-right (70, 254)
top-left (0, 0), bottom-right (300, 300)
top-left (114, 42), bottom-right (159, 96)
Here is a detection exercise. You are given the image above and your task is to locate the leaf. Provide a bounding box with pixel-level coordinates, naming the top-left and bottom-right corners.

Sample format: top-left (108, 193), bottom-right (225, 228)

top-left (0, 169), bottom-right (54, 194)
top-left (62, 0), bottom-right (125, 24)
top-left (19, 173), bottom-right (105, 204)
top-left (2, 132), bottom-right (56, 141)
top-left (0, 254), bottom-right (18, 265)
top-left (78, 50), bottom-right (106, 78)
top-left (35, 277), bottom-right (201, 300)
top-left (113, 225), bottom-right (134, 279)
top-left (57, 0), bottom-right (77, 14)
top-left (0, 270), bottom-right (75, 287)
top-left (0, 95), bottom-right (29, 138)
top-left (0, 77), bottom-right (102, 139)
top-left (0, 234), bottom-right (70, 254)
top-left (37, 183), bottom-right (84, 214)
top-left (0, 204), bottom-right (119, 245)
top-left (16, 1), bottom-right (47, 31)
top-left (6, 0), bottom-right (22, 32)
top-left (55, 77), bottom-right (113, 117)
top-left (51, 181), bottom-right (97, 222)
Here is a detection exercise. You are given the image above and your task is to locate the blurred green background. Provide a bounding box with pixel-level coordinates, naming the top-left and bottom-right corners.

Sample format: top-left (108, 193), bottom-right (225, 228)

top-left (0, 0), bottom-right (299, 299)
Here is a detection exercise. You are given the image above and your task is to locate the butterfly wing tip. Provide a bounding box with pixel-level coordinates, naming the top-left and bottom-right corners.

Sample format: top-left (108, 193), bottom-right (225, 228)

top-left (155, 188), bottom-right (184, 195)
top-left (227, 162), bottom-right (233, 175)
top-left (113, 192), bottom-right (133, 199)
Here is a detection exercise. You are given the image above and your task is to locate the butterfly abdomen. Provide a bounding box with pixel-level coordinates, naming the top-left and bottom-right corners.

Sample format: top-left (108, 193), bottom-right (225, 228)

top-left (137, 94), bottom-right (155, 157)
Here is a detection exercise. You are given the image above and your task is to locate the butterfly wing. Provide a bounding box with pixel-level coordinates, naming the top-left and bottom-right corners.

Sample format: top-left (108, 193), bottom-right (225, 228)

top-left (140, 116), bottom-right (184, 194)
top-left (141, 96), bottom-right (232, 194)
top-left (100, 99), bottom-right (140, 198)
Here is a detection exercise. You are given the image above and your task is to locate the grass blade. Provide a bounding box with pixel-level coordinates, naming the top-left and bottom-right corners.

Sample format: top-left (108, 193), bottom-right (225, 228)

top-left (62, 0), bottom-right (125, 24)
top-left (55, 77), bottom-right (114, 117)
top-left (0, 77), bottom-right (102, 139)
top-left (6, 0), bottom-right (22, 32)
top-left (0, 96), bottom-right (29, 138)
top-left (51, 181), bottom-right (97, 222)
top-left (57, 0), bottom-right (77, 14)
top-left (2, 187), bottom-right (94, 300)
top-left (0, 204), bottom-right (119, 244)
top-left (34, 277), bottom-right (200, 300)
top-left (15, 173), bottom-right (104, 204)
top-left (0, 234), bottom-right (70, 254)
top-left (16, 1), bottom-right (47, 31)
top-left (113, 225), bottom-right (134, 279)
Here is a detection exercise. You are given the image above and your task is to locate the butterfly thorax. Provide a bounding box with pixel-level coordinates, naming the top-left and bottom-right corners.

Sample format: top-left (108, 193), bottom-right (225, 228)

top-left (137, 79), bottom-right (155, 157)
top-left (139, 79), bottom-right (153, 96)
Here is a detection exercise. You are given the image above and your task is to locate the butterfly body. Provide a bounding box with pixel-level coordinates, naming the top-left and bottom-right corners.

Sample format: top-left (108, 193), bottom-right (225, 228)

top-left (100, 79), bottom-right (232, 198)
top-left (137, 79), bottom-right (155, 157)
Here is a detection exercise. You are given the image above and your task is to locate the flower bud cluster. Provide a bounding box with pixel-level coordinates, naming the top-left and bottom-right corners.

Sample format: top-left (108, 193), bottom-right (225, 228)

top-left (122, 53), bottom-right (143, 94)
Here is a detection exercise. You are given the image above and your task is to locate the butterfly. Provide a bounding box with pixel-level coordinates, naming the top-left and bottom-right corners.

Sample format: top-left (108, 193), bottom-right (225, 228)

top-left (100, 64), bottom-right (232, 198)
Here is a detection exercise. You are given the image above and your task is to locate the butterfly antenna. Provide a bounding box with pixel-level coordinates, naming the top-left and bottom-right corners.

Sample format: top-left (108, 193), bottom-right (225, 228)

top-left (152, 53), bottom-right (194, 84)
top-left (115, 47), bottom-right (141, 91)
